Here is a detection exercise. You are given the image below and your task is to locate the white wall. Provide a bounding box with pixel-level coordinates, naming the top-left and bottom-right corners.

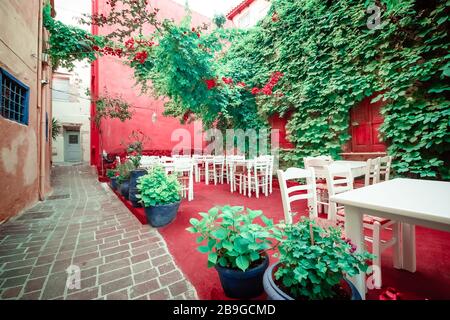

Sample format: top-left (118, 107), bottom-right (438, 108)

top-left (231, 0), bottom-right (271, 28)
top-left (51, 0), bottom-right (91, 163)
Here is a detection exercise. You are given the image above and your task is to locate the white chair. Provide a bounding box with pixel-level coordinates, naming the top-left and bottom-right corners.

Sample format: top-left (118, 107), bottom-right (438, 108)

top-left (173, 158), bottom-right (194, 201)
top-left (258, 155), bottom-right (274, 194)
top-left (326, 165), bottom-right (401, 289)
top-left (277, 167), bottom-right (318, 224)
top-left (226, 155), bottom-right (245, 188)
top-left (364, 157), bottom-right (381, 186)
top-left (243, 158), bottom-right (271, 198)
top-left (172, 154), bottom-right (191, 159)
top-left (379, 156), bottom-right (392, 182)
top-left (304, 156), bottom-right (334, 214)
top-left (139, 156), bottom-right (159, 170)
top-left (192, 154), bottom-right (204, 183)
top-left (207, 156), bottom-right (225, 185)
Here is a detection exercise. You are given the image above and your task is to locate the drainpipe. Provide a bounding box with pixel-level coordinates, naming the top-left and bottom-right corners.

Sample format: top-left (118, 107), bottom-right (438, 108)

top-left (37, 0), bottom-right (46, 201)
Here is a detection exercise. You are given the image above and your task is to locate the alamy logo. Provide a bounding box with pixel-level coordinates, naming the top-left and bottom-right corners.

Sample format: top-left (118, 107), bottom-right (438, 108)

top-left (366, 5), bottom-right (382, 30)
top-left (66, 265), bottom-right (81, 290)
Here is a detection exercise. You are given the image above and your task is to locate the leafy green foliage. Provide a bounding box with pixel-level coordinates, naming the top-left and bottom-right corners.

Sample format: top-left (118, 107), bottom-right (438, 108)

top-left (136, 166), bottom-right (181, 207)
top-left (275, 218), bottom-right (371, 300)
top-left (115, 160), bottom-right (134, 184)
top-left (93, 92), bottom-right (134, 129)
top-left (224, 0), bottom-right (450, 179)
top-left (46, 0), bottom-right (450, 179)
top-left (106, 169), bottom-right (116, 179)
top-left (43, 3), bottom-right (106, 70)
top-left (187, 206), bottom-right (283, 271)
top-left (51, 117), bottom-right (61, 140)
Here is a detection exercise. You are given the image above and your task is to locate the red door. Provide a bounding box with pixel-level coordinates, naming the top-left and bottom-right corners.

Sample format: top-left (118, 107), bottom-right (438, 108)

top-left (350, 95), bottom-right (386, 152)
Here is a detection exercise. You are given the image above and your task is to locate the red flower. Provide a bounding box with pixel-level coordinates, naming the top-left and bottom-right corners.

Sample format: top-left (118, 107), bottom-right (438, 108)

top-left (197, 33), bottom-right (201, 38)
top-left (92, 45), bottom-right (100, 51)
top-left (237, 82), bottom-right (246, 87)
top-left (262, 86), bottom-right (273, 96)
top-left (251, 87), bottom-right (260, 95)
top-left (134, 51), bottom-right (148, 64)
top-left (125, 38), bottom-right (135, 50)
top-left (222, 77), bottom-right (233, 85)
top-left (114, 172), bottom-right (120, 177)
top-left (192, 27), bottom-right (196, 32)
top-left (204, 79), bottom-right (217, 90)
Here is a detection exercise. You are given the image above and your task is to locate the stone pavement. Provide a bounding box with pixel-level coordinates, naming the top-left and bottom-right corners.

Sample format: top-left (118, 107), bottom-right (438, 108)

top-left (0, 164), bottom-right (197, 300)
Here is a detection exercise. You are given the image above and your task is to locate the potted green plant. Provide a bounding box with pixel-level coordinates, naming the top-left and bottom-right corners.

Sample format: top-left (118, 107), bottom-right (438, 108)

top-left (116, 161), bottom-right (134, 200)
top-left (263, 218), bottom-right (372, 300)
top-left (106, 169), bottom-right (119, 190)
top-left (136, 166), bottom-right (181, 228)
top-left (187, 206), bottom-right (282, 299)
top-left (126, 131), bottom-right (148, 207)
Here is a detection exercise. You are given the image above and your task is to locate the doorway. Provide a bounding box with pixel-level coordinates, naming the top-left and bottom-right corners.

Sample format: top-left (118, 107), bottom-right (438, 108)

top-left (64, 130), bottom-right (81, 162)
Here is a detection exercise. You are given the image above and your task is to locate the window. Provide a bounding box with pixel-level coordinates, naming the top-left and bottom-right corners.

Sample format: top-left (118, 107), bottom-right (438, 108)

top-left (0, 68), bottom-right (30, 125)
top-left (52, 77), bottom-right (70, 102)
top-left (69, 134), bottom-right (78, 144)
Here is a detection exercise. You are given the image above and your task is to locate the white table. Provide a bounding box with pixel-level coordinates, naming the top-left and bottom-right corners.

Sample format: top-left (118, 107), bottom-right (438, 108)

top-left (330, 178), bottom-right (450, 299)
top-left (313, 160), bottom-right (367, 179)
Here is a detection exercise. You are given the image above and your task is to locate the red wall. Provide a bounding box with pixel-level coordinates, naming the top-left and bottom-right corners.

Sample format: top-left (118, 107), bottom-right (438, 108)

top-left (91, 0), bottom-right (210, 166)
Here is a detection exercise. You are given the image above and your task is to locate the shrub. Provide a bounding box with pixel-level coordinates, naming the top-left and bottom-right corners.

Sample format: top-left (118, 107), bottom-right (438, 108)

top-left (136, 166), bottom-right (181, 207)
top-left (274, 218), bottom-right (372, 300)
top-left (187, 206), bottom-right (283, 271)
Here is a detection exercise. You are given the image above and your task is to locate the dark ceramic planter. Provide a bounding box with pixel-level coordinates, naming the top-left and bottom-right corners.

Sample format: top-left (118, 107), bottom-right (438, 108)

top-left (120, 180), bottom-right (130, 200)
top-left (144, 201), bottom-right (180, 228)
top-left (110, 177), bottom-right (118, 191)
top-left (215, 254), bottom-right (269, 299)
top-left (129, 169), bottom-right (147, 208)
top-left (263, 262), bottom-right (362, 300)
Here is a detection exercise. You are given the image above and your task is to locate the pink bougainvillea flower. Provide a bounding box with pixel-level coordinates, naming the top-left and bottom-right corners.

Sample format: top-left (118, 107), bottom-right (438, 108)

top-left (262, 86), bottom-right (273, 96)
top-left (204, 79), bottom-right (217, 90)
top-left (222, 77), bottom-right (233, 85)
top-left (125, 38), bottom-right (135, 50)
top-left (134, 51), bottom-right (148, 64)
top-left (251, 87), bottom-right (260, 95)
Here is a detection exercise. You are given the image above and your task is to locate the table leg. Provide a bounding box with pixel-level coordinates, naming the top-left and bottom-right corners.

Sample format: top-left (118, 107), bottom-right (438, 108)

top-left (401, 223), bottom-right (416, 272)
top-left (344, 205), bottom-right (366, 300)
top-left (247, 165), bottom-right (252, 198)
top-left (205, 161), bottom-right (209, 185)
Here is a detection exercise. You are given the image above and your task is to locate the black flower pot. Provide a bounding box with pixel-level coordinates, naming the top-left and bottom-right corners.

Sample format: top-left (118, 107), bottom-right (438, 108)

top-left (129, 169), bottom-right (147, 208)
top-left (144, 201), bottom-right (180, 228)
top-left (120, 180), bottom-right (130, 200)
top-left (110, 177), bottom-right (118, 191)
top-left (215, 254), bottom-right (269, 299)
top-left (263, 262), bottom-right (362, 300)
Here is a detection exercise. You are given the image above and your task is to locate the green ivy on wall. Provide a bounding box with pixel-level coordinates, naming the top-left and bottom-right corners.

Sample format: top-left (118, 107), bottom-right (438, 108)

top-left (43, 0), bottom-right (450, 179)
top-left (221, 0), bottom-right (449, 179)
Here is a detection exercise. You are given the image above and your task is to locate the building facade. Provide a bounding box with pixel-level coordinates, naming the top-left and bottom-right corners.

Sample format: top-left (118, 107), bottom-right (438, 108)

top-left (52, 0), bottom-right (91, 164)
top-left (227, 0), bottom-right (271, 29)
top-left (91, 0), bottom-right (210, 172)
top-left (0, 0), bottom-right (54, 222)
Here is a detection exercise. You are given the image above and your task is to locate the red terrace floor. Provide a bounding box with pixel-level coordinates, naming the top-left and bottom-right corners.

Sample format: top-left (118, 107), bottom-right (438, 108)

top-left (116, 182), bottom-right (450, 300)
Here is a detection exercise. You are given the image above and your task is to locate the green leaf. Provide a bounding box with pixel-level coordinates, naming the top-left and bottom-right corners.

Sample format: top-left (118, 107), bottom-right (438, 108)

top-left (197, 246), bottom-right (210, 254)
top-left (211, 228), bottom-right (228, 240)
top-left (235, 255), bottom-right (250, 271)
top-left (208, 252), bottom-right (218, 264)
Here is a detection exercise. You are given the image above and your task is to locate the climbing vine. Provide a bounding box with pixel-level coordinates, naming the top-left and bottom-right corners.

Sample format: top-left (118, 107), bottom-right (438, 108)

top-left (220, 0), bottom-right (450, 179)
top-left (44, 0), bottom-right (450, 179)
top-left (43, 3), bottom-right (107, 70)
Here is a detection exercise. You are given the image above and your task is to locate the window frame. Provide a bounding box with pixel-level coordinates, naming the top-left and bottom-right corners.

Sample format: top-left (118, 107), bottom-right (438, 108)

top-left (0, 67), bottom-right (30, 125)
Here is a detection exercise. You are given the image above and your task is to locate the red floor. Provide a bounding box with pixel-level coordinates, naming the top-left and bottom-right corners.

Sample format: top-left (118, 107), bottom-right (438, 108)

top-left (117, 182), bottom-right (450, 300)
